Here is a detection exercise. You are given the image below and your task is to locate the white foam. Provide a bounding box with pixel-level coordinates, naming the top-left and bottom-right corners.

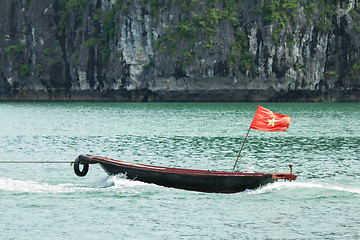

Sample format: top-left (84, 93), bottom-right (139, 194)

top-left (0, 174), bottom-right (155, 194)
top-left (0, 177), bottom-right (90, 194)
top-left (110, 174), bottom-right (154, 188)
top-left (247, 181), bottom-right (360, 195)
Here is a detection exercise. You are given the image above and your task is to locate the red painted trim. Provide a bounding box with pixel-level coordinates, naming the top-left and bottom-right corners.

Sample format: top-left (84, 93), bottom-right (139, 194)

top-left (272, 173), bottom-right (297, 181)
top-left (85, 155), bottom-right (297, 180)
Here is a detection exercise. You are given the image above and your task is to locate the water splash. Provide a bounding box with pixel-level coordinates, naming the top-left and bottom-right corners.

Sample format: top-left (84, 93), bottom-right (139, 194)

top-left (0, 174), bottom-right (156, 194)
top-left (247, 181), bottom-right (360, 195)
top-left (109, 174), bottom-right (155, 188)
top-left (0, 177), bottom-right (89, 193)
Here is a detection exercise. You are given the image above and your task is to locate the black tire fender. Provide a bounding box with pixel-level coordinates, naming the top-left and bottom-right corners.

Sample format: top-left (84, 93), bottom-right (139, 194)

top-left (74, 156), bottom-right (89, 177)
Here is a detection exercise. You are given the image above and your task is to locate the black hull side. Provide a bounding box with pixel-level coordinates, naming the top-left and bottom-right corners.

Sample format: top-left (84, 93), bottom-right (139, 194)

top-left (99, 162), bottom-right (275, 193)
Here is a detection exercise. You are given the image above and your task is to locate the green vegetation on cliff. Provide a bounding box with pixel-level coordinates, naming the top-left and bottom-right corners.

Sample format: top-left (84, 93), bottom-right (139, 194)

top-left (256, 0), bottom-right (299, 42)
top-left (0, 0), bottom-right (359, 102)
top-left (154, 0), bottom-right (253, 72)
top-left (5, 44), bottom-right (26, 60)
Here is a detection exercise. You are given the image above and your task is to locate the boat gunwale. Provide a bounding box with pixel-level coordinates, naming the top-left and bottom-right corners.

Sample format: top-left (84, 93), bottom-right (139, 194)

top-left (90, 155), bottom-right (272, 177)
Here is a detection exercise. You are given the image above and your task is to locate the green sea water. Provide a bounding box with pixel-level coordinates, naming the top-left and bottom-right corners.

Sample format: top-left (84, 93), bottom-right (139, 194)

top-left (0, 102), bottom-right (359, 239)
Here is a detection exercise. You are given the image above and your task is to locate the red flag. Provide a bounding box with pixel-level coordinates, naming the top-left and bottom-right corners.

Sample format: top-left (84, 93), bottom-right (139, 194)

top-left (250, 105), bottom-right (291, 132)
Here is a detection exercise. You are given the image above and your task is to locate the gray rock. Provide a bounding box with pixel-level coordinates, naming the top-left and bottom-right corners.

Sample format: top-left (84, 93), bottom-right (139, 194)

top-left (0, 0), bottom-right (359, 101)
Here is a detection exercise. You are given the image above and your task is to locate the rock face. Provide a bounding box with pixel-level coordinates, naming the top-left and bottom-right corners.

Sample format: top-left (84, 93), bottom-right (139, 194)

top-left (0, 0), bottom-right (359, 102)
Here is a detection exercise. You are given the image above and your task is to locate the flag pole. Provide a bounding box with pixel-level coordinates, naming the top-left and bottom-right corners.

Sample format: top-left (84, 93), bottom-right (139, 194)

top-left (232, 126), bottom-right (251, 172)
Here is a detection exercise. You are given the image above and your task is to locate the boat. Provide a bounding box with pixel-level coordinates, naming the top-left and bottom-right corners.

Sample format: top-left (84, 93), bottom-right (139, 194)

top-left (73, 154), bottom-right (297, 193)
top-left (74, 106), bottom-right (298, 193)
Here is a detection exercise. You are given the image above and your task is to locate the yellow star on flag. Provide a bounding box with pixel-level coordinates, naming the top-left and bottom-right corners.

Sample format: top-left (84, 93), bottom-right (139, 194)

top-left (267, 117), bottom-right (278, 127)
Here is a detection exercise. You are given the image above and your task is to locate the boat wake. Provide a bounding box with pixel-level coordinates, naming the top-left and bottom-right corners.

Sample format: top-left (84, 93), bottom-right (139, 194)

top-left (0, 177), bottom-right (91, 194)
top-left (0, 175), bottom-right (155, 194)
top-left (3, 176), bottom-right (358, 195)
top-left (248, 181), bottom-right (360, 195)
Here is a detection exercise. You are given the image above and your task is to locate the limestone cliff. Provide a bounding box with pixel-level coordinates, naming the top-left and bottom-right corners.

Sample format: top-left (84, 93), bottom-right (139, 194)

top-left (1, 0), bottom-right (359, 101)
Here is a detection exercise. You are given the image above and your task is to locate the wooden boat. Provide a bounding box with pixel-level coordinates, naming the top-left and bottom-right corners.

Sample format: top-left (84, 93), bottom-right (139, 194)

top-left (74, 154), bottom-right (297, 193)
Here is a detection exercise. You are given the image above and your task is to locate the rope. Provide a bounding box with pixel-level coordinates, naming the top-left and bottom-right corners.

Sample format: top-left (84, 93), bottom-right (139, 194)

top-left (0, 161), bottom-right (74, 164)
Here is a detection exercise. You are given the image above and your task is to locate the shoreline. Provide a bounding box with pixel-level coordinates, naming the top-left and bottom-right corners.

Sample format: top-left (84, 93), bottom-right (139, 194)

top-left (0, 89), bottom-right (359, 102)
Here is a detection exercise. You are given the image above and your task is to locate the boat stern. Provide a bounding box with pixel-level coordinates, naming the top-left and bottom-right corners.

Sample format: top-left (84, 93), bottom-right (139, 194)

top-left (272, 164), bottom-right (297, 181)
